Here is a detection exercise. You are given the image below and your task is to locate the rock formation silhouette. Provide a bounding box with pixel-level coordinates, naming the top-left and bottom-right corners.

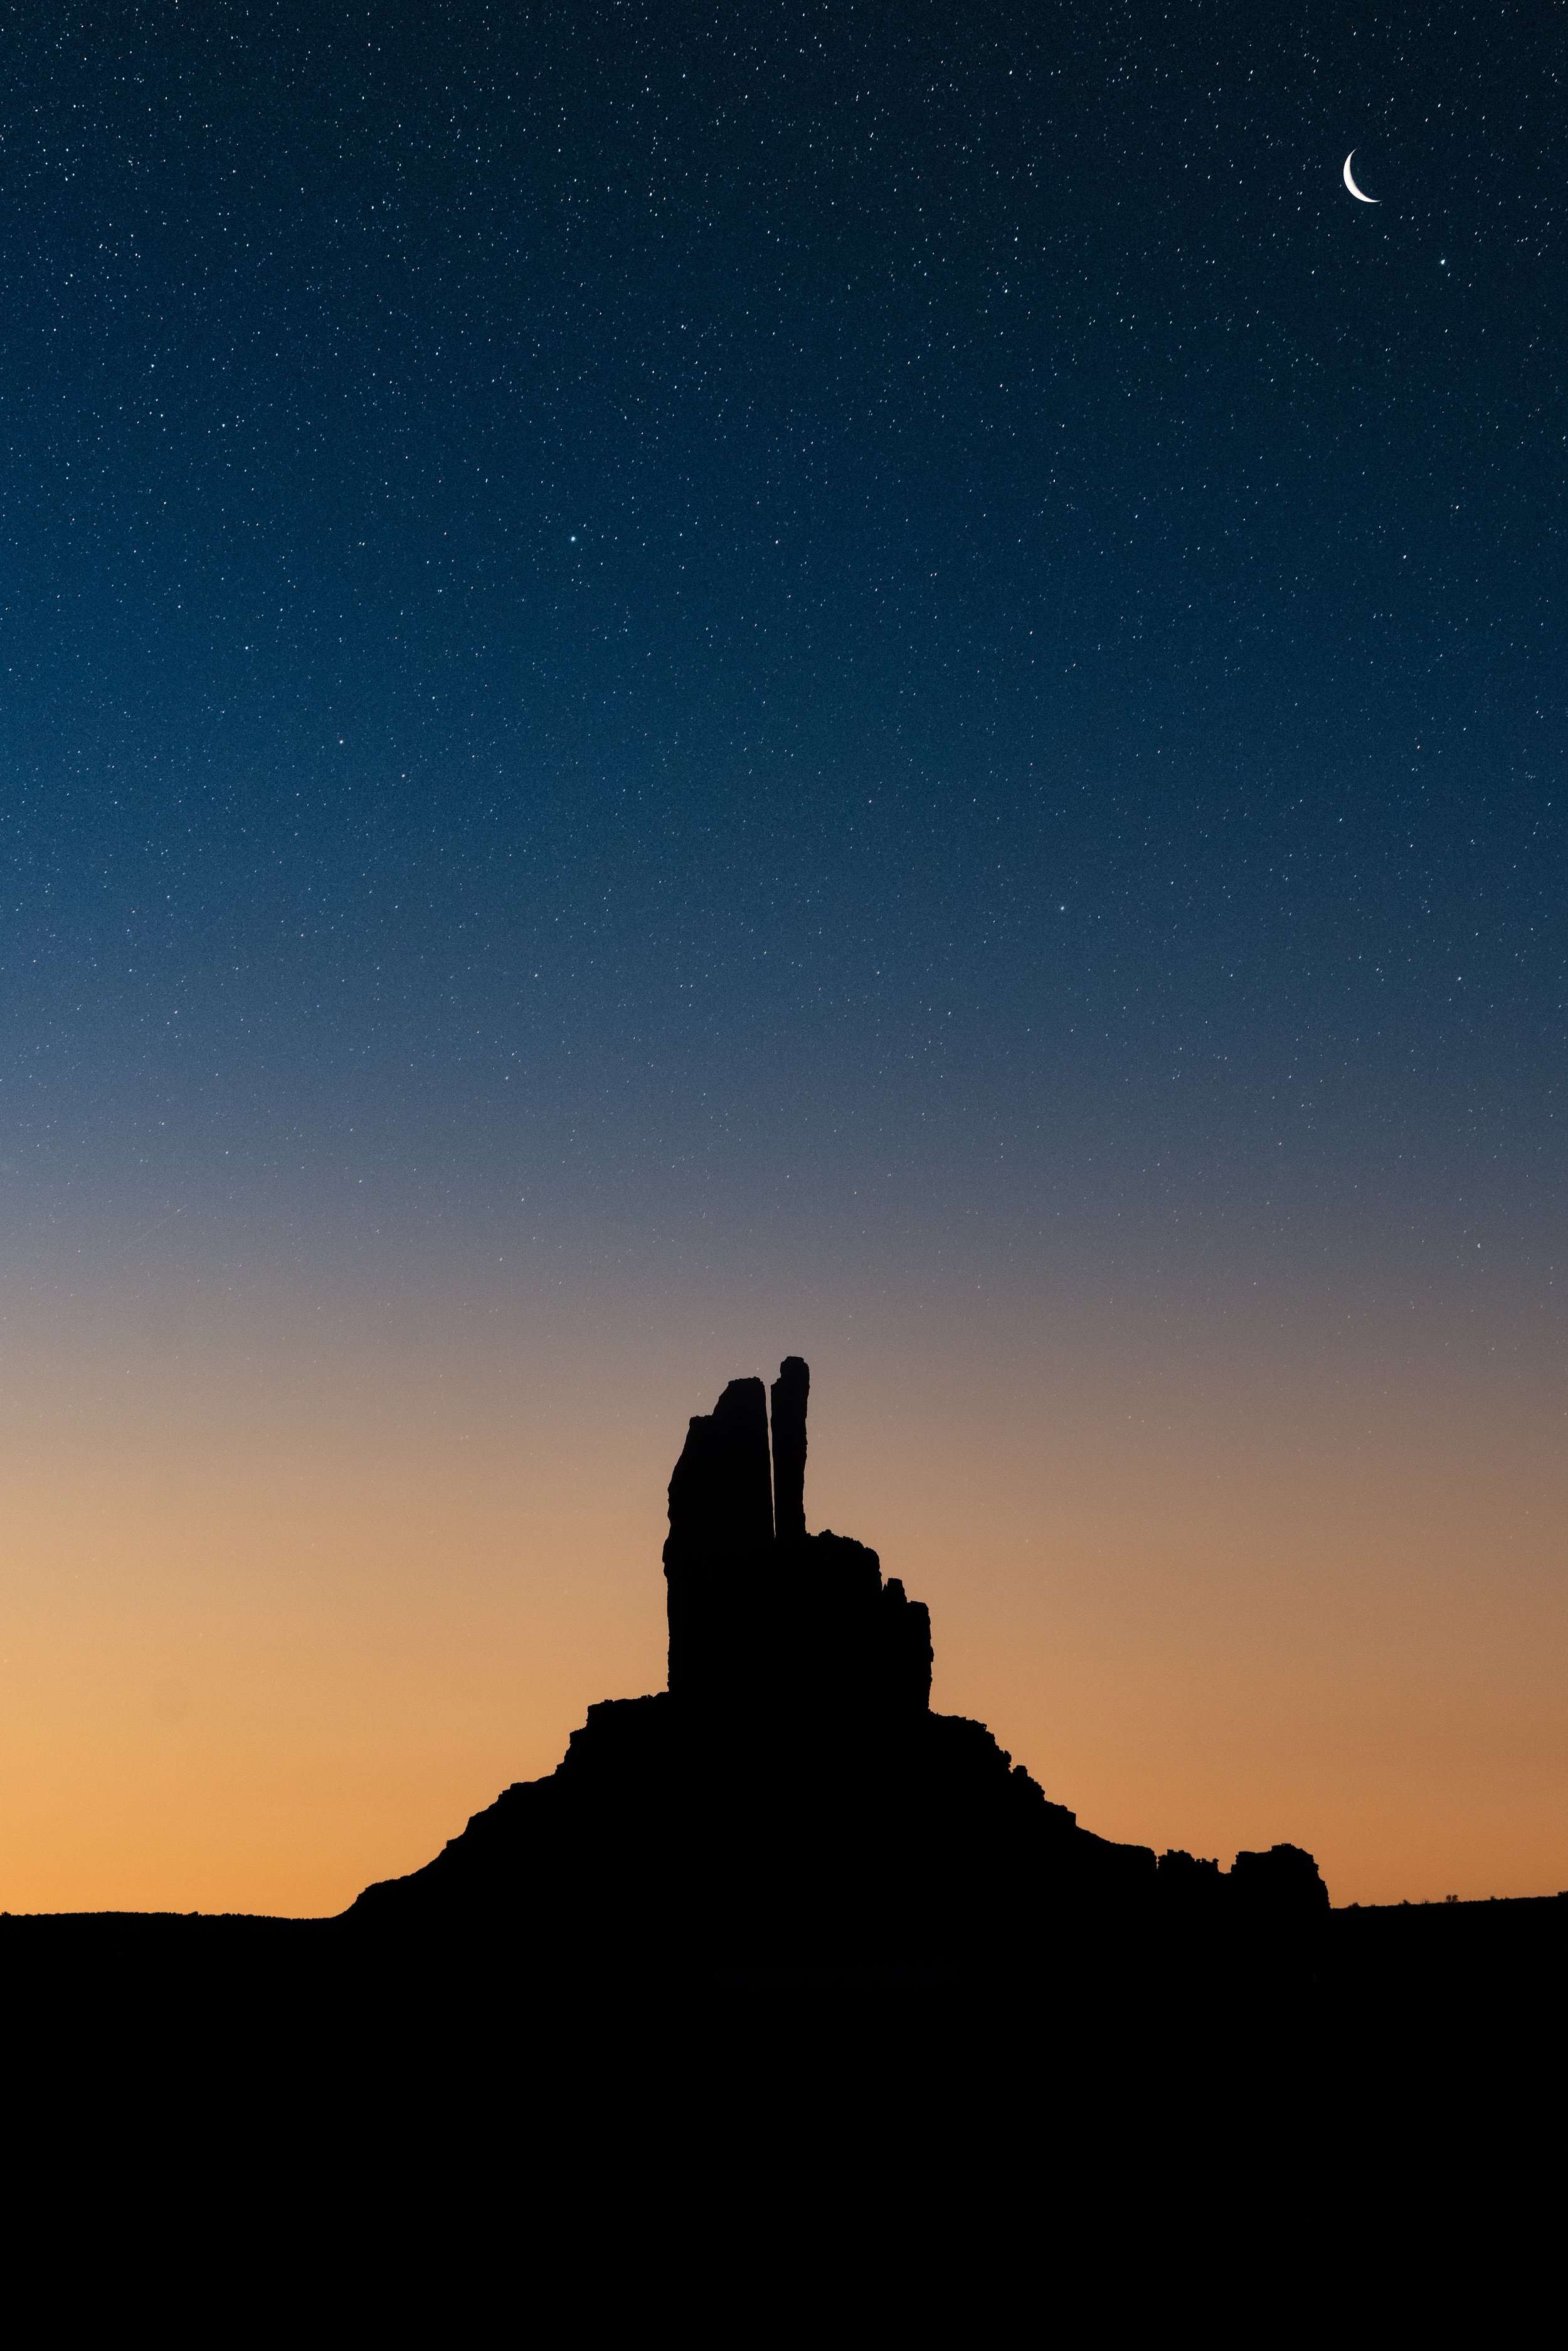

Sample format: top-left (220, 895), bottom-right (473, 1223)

top-left (348, 1359), bottom-right (1327, 1973)
top-left (4, 1359), bottom-right (1557, 2311)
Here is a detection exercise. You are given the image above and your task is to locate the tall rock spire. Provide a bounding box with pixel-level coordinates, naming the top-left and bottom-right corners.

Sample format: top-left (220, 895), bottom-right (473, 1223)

top-left (660, 1357), bottom-right (931, 1719)
top-left (770, 1356), bottom-right (809, 1546)
top-left (662, 1376), bottom-right (773, 1702)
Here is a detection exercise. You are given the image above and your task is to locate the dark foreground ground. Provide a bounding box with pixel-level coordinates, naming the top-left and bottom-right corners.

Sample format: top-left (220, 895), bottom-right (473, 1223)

top-left (5, 1894), bottom-right (1562, 2322)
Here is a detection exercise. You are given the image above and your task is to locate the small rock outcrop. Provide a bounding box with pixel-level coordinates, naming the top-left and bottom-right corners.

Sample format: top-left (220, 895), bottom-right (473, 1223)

top-left (1157, 1842), bottom-right (1330, 1926)
top-left (348, 1358), bottom-right (1326, 1974)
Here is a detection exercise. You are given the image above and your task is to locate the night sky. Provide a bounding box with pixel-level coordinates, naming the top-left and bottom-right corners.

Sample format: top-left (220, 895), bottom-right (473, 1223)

top-left (3, 4), bottom-right (1564, 1914)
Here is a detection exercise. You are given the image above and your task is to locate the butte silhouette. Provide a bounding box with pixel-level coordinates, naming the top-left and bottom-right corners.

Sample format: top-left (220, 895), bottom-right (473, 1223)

top-left (6, 1360), bottom-right (1555, 2287)
top-left (349, 1359), bottom-right (1327, 1974)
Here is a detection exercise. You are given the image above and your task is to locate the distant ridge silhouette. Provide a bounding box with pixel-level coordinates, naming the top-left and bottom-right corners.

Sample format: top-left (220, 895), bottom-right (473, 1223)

top-left (347, 1358), bottom-right (1328, 1974)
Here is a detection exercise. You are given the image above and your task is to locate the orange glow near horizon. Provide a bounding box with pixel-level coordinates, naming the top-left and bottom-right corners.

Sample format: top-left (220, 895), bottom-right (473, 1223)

top-left (1, 1257), bottom-right (1564, 1916)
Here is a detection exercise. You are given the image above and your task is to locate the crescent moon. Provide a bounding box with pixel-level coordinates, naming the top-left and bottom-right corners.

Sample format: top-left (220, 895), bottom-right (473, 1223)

top-left (1343, 150), bottom-right (1379, 204)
